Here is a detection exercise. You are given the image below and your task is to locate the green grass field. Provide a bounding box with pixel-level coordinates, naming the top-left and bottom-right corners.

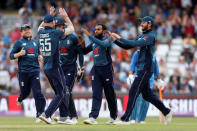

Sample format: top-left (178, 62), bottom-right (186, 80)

top-left (0, 117), bottom-right (196, 131)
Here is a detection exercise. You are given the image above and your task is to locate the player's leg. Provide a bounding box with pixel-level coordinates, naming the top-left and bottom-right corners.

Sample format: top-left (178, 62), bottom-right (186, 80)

top-left (84, 67), bottom-right (103, 124)
top-left (63, 64), bottom-right (78, 119)
top-left (102, 65), bottom-right (117, 120)
top-left (141, 82), bottom-right (170, 116)
top-left (43, 67), bottom-right (66, 118)
top-left (58, 65), bottom-right (77, 124)
top-left (17, 72), bottom-right (31, 104)
top-left (121, 71), bottom-right (152, 122)
top-left (141, 80), bottom-right (172, 125)
top-left (30, 71), bottom-right (46, 118)
top-left (139, 98), bottom-right (149, 123)
top-left (135, 94), bottom-right (143, 123)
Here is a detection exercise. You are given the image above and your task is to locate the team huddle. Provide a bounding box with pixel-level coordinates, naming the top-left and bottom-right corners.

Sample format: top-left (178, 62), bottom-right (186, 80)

top-left (9, 7), bottom-right (173, 125)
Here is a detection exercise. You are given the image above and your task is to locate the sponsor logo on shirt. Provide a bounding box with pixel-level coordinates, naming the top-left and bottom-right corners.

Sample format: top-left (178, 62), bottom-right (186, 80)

top-left (22, 43), bottom-right (26, 46)
top-left (60, 46), bottom-right (68, 55)
top-left (27, 47), bottom-right (35, 56)
top-left (93, 48), bottom-right (99, 57)
top-left (67, 40), bottom-right (70, 45)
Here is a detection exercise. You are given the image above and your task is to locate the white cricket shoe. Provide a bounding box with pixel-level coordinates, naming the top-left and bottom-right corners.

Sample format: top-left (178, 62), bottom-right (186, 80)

top-left (106, 118), bottom-right (121, 125)
top-left (71, 117), bottom-right (78, 124)
top-left (39, 113), bottom-right (55, 124)
top-left (84, 117), bottom-right (98, 125)
top-left (36, 118), bottom-right (42, 123)
top-left (57, 117), bottom-right (68, 124)
top-left (165, 109), bottom-right (173, 125)
top-left (130, 120), bottom-right (136, 124)
top-left (139, 121), bottom-right (146, 124)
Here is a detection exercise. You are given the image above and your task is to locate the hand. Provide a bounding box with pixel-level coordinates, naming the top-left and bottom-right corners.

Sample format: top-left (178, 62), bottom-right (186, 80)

top-left (50, 6), bottom-right (56, 16)
top-left (59, 8), bottom-right (68, 18)
top-left (19, 48), bottom-right (26, 56)
top-left (38, 55), bottom-right (43, 63)
top-left (126, 74), bottom-right (135, 86)
top-left (111, 33), bottom-right (121, 40)
top-left (155, 79), bottom-right (165, 90)
top-left (81, 28), bottom-right (91, 37)
top-left (105, 31), bottom-right (117, 42)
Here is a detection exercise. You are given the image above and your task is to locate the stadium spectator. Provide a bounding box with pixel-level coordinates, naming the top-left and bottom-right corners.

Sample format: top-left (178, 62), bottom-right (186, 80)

top-left (183, 33), bottom-right (197, 49)
top-left (168, 69), bottom-right (181, 92)
top-left (18, 2), bottom-right (32, 25)
top-left (157, 28), bottom-right (172, 46)
top-left (178, 56), bottom-right (189, 76)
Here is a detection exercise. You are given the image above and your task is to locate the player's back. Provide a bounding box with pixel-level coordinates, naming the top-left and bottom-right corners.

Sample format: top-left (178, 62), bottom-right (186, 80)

top-left (38, 26), bottom-right (64, 70)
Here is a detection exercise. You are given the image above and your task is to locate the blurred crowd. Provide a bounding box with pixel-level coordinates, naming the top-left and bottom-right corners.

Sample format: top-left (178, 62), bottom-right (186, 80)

top-left (1, 0), bottom-right (197, 95)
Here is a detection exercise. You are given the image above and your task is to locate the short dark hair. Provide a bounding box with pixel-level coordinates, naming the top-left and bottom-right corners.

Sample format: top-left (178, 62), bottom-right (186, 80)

top-left (96, 23), bottom-right (107, 30)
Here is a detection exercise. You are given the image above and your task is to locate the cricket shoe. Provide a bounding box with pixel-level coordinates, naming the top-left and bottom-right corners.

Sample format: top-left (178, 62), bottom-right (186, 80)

top-left (165, 109), bottom-right (173, 125)
top-left (106, 118), bottom-right (122, 125)
top-left (36, 118), bottom-right (42, 123)
top-left (56, 117), bottom-right (68, 124)
top-left (39, 113), bottom-right (55, 124)
top-left (130, 120), bottom-right (136, 124)
top-left (58, 117), bottom-right (75, 125)
top-left (71, 117), bottom-right (78, 124)
top-left (84, 117), bottom-right (98, 125)
top-left (139, 121), bottom-right (146, 124)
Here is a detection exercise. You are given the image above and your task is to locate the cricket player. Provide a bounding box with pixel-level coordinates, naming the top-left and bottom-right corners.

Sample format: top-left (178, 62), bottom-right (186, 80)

top-left (54, 17), bottom-right (84, 125)
top-left (9, 24), bottom-right (46, 123)
top-left (108, 16), bottom-right (173, 125)
top-left (80, 24), bottom-right (118, 125)
top-left (128, 50), bottom-right (164, 123)
top-left (38, 7), bottom-right (75, 124)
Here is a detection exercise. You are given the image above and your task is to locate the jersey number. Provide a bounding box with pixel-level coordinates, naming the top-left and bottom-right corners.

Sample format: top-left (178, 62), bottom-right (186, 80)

top-left (39, 38), bottom-right (51, 51)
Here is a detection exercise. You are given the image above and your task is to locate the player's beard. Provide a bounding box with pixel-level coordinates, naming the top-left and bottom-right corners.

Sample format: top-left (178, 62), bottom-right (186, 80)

top-left (142, 26), bottom-right (148, 32)
top-left (95, 33), bottom-right (103, 40)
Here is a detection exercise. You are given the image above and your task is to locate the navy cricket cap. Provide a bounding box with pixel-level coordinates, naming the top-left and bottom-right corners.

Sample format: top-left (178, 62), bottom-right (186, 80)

top-left (139, 16), bottom-right (154, 25)
top-left (44, 14), bottom-right (54, 23)
top-left (20, 24), bottom-right (31, 31)
top-left (55, 18), bottom-right (66, 26)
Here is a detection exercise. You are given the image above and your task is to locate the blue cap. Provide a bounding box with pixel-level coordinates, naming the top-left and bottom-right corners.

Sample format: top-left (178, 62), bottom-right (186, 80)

top-left (44, 14), bottom-right (54, 23)
top-left (55, 18), bottom-right (66, 26)
top-left (139, 16), bottom-right (154, 25)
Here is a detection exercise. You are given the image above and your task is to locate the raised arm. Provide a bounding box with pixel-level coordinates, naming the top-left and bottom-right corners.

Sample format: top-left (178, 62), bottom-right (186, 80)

top-left (38, 6), bottom-right (55, 31)
top-left (59, 8), bottom-right (74, 37)
top-left (81, 28), bottom-right (111, 47)
top-left (89, 36), bottom-right (112, 47)
top-left (106, 32), bottom-right (134, 49)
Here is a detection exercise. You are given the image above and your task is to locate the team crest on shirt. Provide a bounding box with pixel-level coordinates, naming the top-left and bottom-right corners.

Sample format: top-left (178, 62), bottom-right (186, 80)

top-left (22, 43), bottom-right (26, 46)
top-left (33, 42), bottom-right (36, 46)
top-left (67, 40), bottom-right (70, 45)
top-left (27, 47), bottom-right (35, 56)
